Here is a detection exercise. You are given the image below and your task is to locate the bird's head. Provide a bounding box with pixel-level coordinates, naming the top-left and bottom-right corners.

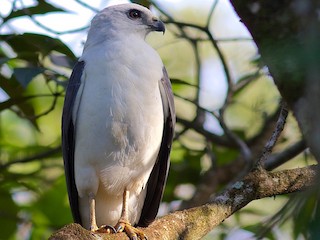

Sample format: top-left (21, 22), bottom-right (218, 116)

top-left (87, 3), bottom-right (165, 43)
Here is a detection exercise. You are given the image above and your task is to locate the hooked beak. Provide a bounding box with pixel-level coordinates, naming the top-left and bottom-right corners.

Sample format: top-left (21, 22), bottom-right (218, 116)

top-left (149, 17), bottom-right (165, 34)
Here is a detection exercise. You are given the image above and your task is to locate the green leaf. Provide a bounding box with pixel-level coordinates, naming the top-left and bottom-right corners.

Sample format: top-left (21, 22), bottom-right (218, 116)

top-left (0, 96), bottom-right (34, 112)
top-left (213, 146), bottom-right (239, 165)
top-left (243, 224), bottom-right (277, 240)
top-left (164, 147), bottom-right (203, 201)
top-left (13, 67), bottom-right (45, 88)
top-left (16, 52), bottom-right (41, 64)
top-left (0, 189), bottom-right (18, 239)
top-left (0, 74), bottom-right (38, 129)
top-left (1, 33), bottom-right (76, 60)
top-left (32, 175), bottom-right (73, 227)
top-left (130, 0), bottom-right (151, 8)
top-left (171, 78), bottom-right (199, 88)
top-left (3, 0), bottom-right (67, 23)
top-left (293, 194), bottom-right (317, 239)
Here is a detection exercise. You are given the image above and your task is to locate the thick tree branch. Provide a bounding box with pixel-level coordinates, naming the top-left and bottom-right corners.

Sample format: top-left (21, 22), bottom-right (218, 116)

top-left (50, 165), bottom-right (317, 240)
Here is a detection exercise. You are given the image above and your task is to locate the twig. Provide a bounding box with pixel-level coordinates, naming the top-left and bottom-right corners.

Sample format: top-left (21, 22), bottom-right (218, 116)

top-left (190, 40), bottom-right (205, 124)
top-left (32, 93), bottom-right (59, 119)
top-left (9, 0), bottom-right (89, 35)
top-left (257, 101), bottom-right (289, 168)
top-left (265, 140), bottom-right (307, 170)
top-left (0, 146), bottom-right (61, 170)
top-left (176, 117), bottom-right (235, 147)
top-left (75, 0), bottom-right (99, 12)
top-left (214, 111), bottom-right (252, 164)
top-left (206, 0), bottom-right (219, 27)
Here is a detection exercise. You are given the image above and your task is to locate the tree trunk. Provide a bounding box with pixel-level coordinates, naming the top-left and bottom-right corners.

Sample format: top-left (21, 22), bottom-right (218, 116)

top-left (230, 0), bottom-right (320, 162)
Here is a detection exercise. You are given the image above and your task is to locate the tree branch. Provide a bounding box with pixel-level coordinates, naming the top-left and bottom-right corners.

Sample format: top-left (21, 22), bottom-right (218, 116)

top-left (50, 165), bottom-right (317, 240)
top-left (0, 146), bottom-right (61, 170)
top-left (265, 140), bottom-right (306, 170)
top-left (257, 101), bottom-right (289, 167)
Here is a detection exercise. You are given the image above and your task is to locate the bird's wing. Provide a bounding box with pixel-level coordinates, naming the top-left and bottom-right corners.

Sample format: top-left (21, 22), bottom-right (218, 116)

top-left (61, 61), bottom-right (85, 224)
top-left (138, 67), bottom-right (176, 227)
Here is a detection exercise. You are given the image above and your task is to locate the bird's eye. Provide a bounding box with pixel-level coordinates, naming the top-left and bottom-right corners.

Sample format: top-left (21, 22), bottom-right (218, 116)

top-left (128, 9), bottom-right (141, 19)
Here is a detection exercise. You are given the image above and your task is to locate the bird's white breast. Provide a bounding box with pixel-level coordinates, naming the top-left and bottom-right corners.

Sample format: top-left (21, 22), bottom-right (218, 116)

top-left (73, 37), bottom-right (164, 226)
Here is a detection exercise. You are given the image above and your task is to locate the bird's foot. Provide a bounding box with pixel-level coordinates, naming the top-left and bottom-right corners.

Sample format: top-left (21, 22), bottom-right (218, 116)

top-left (95, 225), bottom-right (117, 234)
top-left (89, 222), bottom-right (99, 232)
top-left (115, 219), bottom-right (147, 240)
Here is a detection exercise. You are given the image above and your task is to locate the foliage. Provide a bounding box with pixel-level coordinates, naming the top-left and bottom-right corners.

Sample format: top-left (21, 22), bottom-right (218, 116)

top-left (0, 0), bottom-right (315, 239)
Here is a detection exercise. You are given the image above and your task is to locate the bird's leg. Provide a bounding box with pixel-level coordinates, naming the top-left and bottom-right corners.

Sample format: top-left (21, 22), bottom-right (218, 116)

top-left (89, 192), bottom-right (99, 231)
top-left (91, 191), bottom-right (116, 234)
top-left (115, 189), bottom-right (129, 232)
top-left (114, 189), bottom-right (147, 240)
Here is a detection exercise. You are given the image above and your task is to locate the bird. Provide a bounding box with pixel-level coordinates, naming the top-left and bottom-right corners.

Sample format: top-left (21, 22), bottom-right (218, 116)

top-left (61, 3), bottom-right (175, 240)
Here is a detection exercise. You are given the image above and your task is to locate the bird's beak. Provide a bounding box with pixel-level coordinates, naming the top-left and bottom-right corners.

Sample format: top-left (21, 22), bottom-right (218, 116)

top-left (150, 17), bottom-right (165, 34)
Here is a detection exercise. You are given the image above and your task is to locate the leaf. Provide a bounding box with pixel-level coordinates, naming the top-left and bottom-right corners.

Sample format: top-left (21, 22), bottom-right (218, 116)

top-left (243, 224), bottom-right (277, 240)
top-left (16, 52), bottom-right (41, 64)
top-left (0, 189), bottom-right (18, 239)
top-left (32, 175), bottom-right (73, 227)
top-left (0, 96), bottom-right (34, 112)
top-left (213, 146), bottom-right (239, 165)
top-left (164, 147), bottom-right (204, 201)
top-left (171, 78), bottom-right (199, 88)
top-left (292, 193), bottom-right (317, 239)
top-left (1, 33), bottom-right (76, 60)
top-left (2, 0), bottom-right (66, 23)
top-left (130, 0), bottom-right (151, 8)
top-left (0, 74), bottom-right (38, 129)
top-left (13, 67), bottom-right (45, 88)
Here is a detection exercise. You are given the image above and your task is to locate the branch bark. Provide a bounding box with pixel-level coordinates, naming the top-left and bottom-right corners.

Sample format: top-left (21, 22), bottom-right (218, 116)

top-left (50, 165), bottom-right (317, 240)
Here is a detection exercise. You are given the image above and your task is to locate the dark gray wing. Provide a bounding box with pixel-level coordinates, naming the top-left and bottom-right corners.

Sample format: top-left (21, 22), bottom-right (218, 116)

top-left (138, 67), bottom-right (176, 227)
top-left (61, 61), bottom-right (85, 225)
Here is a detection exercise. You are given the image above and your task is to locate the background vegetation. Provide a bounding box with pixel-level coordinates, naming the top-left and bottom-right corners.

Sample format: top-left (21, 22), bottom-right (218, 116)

top-left (0, 0), bottom-right (317, 239)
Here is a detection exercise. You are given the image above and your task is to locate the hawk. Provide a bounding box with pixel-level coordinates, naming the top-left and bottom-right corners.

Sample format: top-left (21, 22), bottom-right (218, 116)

top-left (61, 3), bottom-right (175, 239)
